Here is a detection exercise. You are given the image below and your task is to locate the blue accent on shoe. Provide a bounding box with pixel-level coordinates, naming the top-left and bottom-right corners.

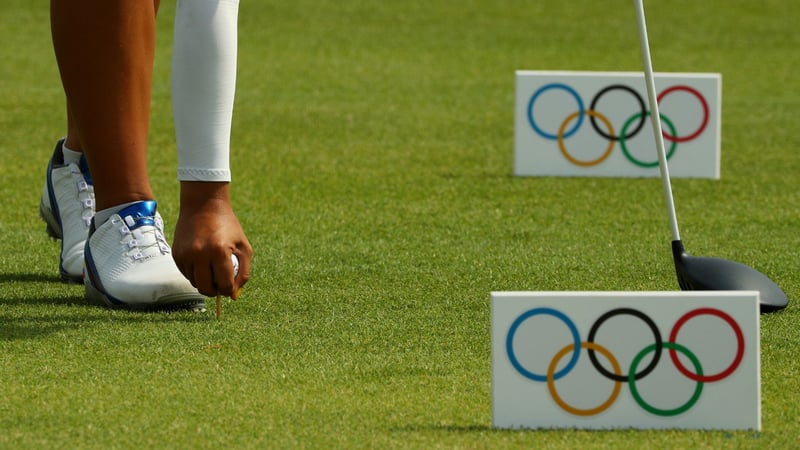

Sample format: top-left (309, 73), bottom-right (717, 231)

top-left (45, 139), bottom-right (64, 235)
top-left (78, 154), bottom-right (93, 185)
top-left (44, 139), bottom-right (78, 282)
top-left (44, 138), bottom-right (94, 235)
top-left (117, 200), bottom-right (158, 230)
top-left (83, 220), bottom-right (126, 307)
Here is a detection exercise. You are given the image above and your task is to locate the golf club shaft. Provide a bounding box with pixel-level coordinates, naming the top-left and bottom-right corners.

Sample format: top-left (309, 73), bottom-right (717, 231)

top-left (634, 0), bottom-right (681, 242)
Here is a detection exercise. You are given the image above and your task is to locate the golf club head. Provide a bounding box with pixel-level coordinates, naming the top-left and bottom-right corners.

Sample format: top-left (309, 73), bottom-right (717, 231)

top-left (672, 240), bottom-right (788, 313)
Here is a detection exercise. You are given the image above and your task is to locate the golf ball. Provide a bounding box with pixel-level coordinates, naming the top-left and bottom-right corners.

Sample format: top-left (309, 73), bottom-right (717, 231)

top-left (232, 254), bottom-right (239, 277)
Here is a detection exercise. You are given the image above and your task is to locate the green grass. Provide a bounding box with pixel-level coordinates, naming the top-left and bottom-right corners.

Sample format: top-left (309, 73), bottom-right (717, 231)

top-left (1, 0), bottom-right (799, 448)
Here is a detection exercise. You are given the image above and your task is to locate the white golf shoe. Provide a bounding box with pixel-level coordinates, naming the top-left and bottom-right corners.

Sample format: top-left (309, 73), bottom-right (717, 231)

top-left (83, 200), bottom-right (206, 311)
top-left (39, 139), bottom-right (95, 283)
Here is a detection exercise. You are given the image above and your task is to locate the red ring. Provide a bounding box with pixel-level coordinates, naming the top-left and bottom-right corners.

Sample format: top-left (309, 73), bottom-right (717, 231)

top-left (657, 85), bottom-right (709, 143)
top-left (668, 308), bottom-right (744, 382)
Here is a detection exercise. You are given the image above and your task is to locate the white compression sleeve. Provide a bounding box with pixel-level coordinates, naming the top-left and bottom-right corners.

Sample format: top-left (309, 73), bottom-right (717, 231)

top-left (172, 0), bottom-right (239, 182)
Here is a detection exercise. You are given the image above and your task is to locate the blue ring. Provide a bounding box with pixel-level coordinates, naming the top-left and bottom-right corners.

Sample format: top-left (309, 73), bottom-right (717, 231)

top-left (527, 83), bottom-right (584, 140)
top-left (506, 307), bottom-right (581, 382)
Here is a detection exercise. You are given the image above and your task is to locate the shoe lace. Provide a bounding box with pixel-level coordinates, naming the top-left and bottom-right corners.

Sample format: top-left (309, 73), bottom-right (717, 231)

top-left (70, 165), bottom-right (95, 228)
top-left (113, 213), bottom-right (172, 262)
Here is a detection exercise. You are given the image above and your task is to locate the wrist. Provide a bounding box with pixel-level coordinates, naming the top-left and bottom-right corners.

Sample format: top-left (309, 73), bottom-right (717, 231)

top-left (179, 181), bottom-right (231, 211)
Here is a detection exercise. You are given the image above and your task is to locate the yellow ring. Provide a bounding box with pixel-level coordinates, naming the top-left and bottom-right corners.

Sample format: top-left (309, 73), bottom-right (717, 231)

top-left (547, 342), bottom-right (623, 416)
top-left (557, 110), bottom-right (615, 167)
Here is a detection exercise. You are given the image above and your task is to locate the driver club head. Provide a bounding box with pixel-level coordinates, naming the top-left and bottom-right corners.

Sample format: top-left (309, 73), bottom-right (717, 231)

top-left (672, 240), bottom-right (788, 314)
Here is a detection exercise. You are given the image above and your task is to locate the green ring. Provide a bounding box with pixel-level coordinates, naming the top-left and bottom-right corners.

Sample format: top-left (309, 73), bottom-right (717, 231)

top-left (619, 112), bottom-right (678, 168)
top-left (628, 342), bottom-right (704, 416)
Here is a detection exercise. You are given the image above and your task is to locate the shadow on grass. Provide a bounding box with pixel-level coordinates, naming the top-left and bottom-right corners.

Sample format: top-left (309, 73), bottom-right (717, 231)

top-left (0, 307), bottom-right (81, 341)
top-left (0, 272), bottom-right (63, 284)
top-left (0, 300), bottom-right (213, 341)
top-left (0, 272), bottom-right (87, 308)
top-left (0, 273), bottom-right (86, 306)
top-left (0, 272), bottom-right (213, 341)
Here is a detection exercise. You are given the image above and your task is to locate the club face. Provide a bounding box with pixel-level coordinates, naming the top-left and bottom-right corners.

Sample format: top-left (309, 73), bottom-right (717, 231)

top-left (672, 241), bottom-right (788, 314)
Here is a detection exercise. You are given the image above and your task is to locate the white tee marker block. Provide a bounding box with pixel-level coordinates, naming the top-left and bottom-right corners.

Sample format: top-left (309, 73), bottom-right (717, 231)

top-left (514, 71), bottom-right (721, 178)
top-left (492, 291), bottom-right (760, 430)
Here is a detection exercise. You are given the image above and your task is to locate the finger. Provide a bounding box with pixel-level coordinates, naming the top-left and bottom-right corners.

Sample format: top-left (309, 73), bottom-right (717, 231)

top-left (192, 260), bottom-right (217, 297)
top-left (172, 252), bottom-right (193, 284)
top-left (212, 250), bottom-right (237, 298)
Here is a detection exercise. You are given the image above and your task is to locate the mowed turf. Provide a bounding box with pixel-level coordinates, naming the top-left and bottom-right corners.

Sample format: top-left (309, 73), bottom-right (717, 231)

top-left (1, 0), bottom-right (798, 448)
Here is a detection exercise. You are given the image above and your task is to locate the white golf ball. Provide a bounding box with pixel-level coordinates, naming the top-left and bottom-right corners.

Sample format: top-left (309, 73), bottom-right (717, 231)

top-left (232, 254), bottom-right (240, 277)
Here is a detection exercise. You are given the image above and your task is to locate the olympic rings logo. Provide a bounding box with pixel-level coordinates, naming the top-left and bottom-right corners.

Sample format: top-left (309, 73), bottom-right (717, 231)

top-left (527, 83), bottom-right (710, 168)
top-left (506, 307), bottom-right (744, 417)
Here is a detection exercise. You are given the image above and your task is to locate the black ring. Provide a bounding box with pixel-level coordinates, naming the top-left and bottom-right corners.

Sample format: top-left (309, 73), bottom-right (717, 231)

top-left (587, 308), bottom-right (662, 382)
top-left (589, 84), bottom-right (647, 141)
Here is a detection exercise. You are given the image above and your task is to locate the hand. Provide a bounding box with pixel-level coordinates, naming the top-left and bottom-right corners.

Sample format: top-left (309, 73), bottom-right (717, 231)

top-left (172, 181), bottom-right (253, 298)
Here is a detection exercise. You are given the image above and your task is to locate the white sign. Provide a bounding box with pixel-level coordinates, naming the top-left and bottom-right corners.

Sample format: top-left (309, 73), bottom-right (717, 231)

top-left (514, 71), bottom-right (721, 178)
top-left (492, 291), bottom-right (760, 430)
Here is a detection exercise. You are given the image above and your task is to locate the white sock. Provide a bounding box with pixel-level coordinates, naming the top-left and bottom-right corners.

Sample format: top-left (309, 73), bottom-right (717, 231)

top-left (62, 141), bottom-right (83, 166)
top-left (94, 201), bottom-right (140, 226)
top-left (171, 0), bottom-right (239, 182)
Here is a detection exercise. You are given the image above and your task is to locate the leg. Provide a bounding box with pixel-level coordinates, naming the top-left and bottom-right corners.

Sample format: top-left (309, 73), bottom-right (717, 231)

top-left (64, 103), bottom-right (81, 151)
top-left (50, 0), bottom-right (157, 210)
top-left (47, 0), bottom-right (204, 310)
